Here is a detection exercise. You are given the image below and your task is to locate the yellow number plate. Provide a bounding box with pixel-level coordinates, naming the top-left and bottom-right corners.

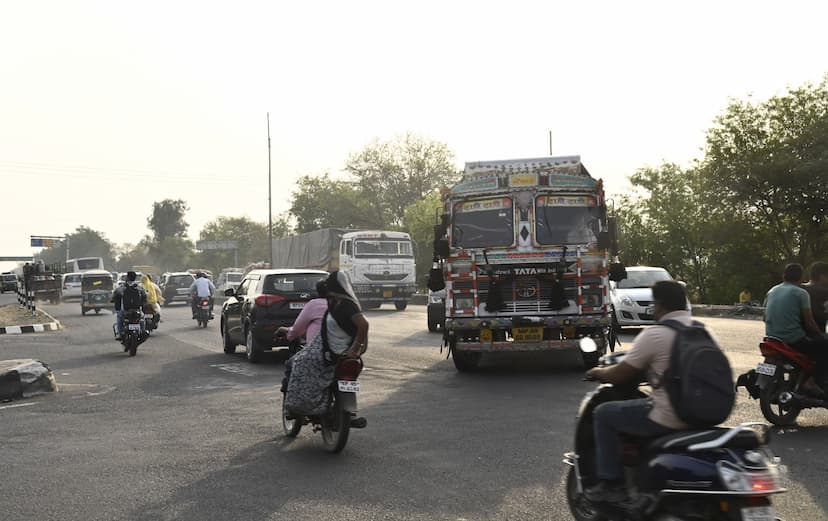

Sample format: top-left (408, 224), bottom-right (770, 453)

top-left (563, 326), bottom-right (577, 339)
top-left (480, 328), bottom-right (492, 342)
top-left (383, 290), bottom-right (393, 298)
top-left (513, 327), bottom-right (543, 343)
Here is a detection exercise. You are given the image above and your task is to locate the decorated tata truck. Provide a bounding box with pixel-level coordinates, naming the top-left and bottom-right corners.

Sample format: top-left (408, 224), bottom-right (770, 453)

top-left (272, 229), bottom-right (417, 310)
top-left (429, 156), bottom-right (625, 371)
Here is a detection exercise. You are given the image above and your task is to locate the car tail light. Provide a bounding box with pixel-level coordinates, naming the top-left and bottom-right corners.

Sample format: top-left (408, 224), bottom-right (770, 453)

top-left (255, 294), bottom-right (285, 307)
top-left (336, 358), bottom-right (363, 380)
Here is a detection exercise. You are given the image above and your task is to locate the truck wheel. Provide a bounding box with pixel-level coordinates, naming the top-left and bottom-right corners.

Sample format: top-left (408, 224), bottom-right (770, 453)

top-left (453, 350), bottom-right (481, 372)
top-left (395, 301), bottom-right (408, 311)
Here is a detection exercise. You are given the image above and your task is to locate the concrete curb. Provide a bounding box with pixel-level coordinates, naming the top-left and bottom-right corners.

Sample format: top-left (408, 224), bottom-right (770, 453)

top-left (0, 309), bottom-right (62, 335)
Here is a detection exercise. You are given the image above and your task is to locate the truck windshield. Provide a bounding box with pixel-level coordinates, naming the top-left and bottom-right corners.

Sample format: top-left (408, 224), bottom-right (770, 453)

top-left (226, 273), bottom-right (243, 283)
top-left (354, 240), bottom-right (413, 257)
top-left (535, 195), bottom-right (599, 245)
top-left (451, 197), bottom-right (514, 248)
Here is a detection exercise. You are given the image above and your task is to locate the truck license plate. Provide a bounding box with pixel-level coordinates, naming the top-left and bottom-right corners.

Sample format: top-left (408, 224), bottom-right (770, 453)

top-left (513, 327), bottom-right (543, 343)
top-left (480, 328), bottom-right (492, 342)
top-left (337, 380), bottom-right (360, 393)
top-left (741, 506), bottom-right (775, 521)
top-left (383, 290), bottom-right (393, 298)
top-left (289, 302), bottom-right (304, 309)
top-left (756, 362), bottom-right (777, 376)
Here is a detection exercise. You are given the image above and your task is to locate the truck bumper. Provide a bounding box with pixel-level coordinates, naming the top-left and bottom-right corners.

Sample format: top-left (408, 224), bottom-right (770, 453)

top-left (354, 284), bottom-right (416, 302)
top-left (446, 314), bottom-right (608, 353)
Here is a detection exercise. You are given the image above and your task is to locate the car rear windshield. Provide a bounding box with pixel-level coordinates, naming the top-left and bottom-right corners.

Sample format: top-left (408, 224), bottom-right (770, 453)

top-left (169, 275), bottom-right (194, 286)
top-left (263, 273), bottom-right (327, 295)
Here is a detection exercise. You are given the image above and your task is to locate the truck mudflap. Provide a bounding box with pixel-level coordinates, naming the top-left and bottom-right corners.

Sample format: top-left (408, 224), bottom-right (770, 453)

top-left (445, 315), bottom-right (609, 353)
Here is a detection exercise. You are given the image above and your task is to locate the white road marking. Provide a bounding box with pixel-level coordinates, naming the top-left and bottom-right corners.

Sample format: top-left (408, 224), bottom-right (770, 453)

top-left (0, 402), bottom-right (38, 411)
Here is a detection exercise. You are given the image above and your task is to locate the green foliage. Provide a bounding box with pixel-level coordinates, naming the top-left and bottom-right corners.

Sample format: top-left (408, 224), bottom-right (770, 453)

top-left (344, 133), bottom-right (461, 228)
top-left (403, 192), bottom-right (444, 289)
top-left (195, 215), bottom-right (292, 274)
top-left (148, 199), bottom-right (189, 242)
top-left (35, 226), bottom-right (115, 269)
top-left (289, 174), bottom-right (381, 233)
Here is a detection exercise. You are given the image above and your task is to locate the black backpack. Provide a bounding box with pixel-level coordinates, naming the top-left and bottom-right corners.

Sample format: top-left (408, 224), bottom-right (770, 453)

top-left (659, 320), bottom-right (735, 427)
top-left (122, 284), bottom-right (142, 310)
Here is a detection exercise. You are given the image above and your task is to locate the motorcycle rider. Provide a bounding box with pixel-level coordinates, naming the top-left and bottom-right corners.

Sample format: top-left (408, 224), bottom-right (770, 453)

top-left (276, 279), bottom-right (328, 345)
top-left (141, 273), bottom-right (164, 327)
top-left (764, 262), bottom-right (828, 394)
top-left (111, 271), bottom-right (147, 340)
top-left (583, 280), bottom-right (700, 503)
top-left (188, 271), bottom-right (215, 319)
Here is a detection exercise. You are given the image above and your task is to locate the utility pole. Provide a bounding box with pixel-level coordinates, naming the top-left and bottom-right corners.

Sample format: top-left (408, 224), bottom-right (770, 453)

top-left (548, 130), bottom-right (553, 155)
top-left (267, 112), bottom-right (273, 267)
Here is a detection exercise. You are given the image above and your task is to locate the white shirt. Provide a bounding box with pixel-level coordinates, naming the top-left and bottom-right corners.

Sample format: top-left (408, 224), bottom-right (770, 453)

top-left (190, 278), bottom-right (215, 298)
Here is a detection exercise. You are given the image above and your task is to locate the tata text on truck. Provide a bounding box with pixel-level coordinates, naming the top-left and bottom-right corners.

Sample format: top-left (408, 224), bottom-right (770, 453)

top-left (272, 229), bottom-right (417, 310)
top-left (430, 156), bottom-right (625, 371)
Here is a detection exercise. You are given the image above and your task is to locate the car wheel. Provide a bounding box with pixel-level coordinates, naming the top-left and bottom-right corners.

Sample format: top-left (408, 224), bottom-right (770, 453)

top-left (245, 326), bottom-right (262, 363)
top-left (222, 321), bottom-right (236, 354)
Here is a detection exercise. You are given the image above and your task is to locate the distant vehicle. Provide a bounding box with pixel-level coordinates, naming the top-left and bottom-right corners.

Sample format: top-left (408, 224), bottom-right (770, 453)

top-left (80, 270), bottom-right (113, 315)
top-left (610, 266), bottom-right (688, 328)
top-left (220, 269), bottom-right (328, 363)
top-left (1, 273), bottom-right (17, 293)
top-left (216, 269), bottom-right (244, 294)
top-left (186, 268), bottom-right (213, 280)
top-left (116, 272), bottom-right (143, 288)
top-left (158, 272), bottom-right (196, 305)
top-left (66, 257), bottom-right (105, 273)
top-left (427, 289), bottom-right (446, 332)
top-left (61, 272), bottom-right (83, 300)
top-left (132, 265), bottom-right (161, 281)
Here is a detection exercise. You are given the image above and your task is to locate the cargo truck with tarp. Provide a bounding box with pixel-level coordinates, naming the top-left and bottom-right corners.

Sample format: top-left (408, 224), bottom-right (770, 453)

top-left (272, 229), bottom-right (417, 310)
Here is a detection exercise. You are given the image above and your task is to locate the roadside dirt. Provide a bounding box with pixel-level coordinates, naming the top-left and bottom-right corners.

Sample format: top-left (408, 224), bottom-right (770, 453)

top-left (0, 304), bottom-right (55, 327)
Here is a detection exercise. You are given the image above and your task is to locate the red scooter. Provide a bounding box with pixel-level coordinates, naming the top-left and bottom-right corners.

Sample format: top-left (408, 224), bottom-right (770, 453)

top-left (736, 336), bottom-right (827, 425)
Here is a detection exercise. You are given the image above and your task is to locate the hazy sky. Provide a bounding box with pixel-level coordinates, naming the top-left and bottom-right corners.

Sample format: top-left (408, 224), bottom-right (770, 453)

top-left (2, 1), bottom-right (826, 272)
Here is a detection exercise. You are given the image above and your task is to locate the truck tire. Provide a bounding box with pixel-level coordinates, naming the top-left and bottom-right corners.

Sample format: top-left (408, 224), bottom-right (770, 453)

top-left (452, 350), bottom-right (481, 372)
top-left (395, 301), bottom-right (408, 311)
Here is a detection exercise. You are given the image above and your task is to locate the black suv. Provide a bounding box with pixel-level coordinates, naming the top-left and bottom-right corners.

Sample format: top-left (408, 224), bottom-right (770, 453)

top-left (220, 269), bottom-right (328, 362)
top-left (158, 272), bottom-right (196, 306)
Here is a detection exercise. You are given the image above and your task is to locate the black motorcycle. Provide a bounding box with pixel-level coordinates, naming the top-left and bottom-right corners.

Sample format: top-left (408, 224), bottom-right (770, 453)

top-left (194, 297), bottom-right (212, 328)
top-left (564, 339), bottom-right (786, 521)
top-left (114, 308), bottom-right (147, 356)
top-left (281, 355), bottom-right (366, 453)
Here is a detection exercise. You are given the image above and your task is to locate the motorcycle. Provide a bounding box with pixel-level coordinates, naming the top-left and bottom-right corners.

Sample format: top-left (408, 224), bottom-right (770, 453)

top-left (113, 307), bottom-right (147, 356)
top-left (143, 304), bottom-right (159, 334)
top-left (564, 339), bottom-right (786, 521)
top-left (736, 336), bottom-right (827, 426)
top-left (281, 355), bottom-right (367, 453)
top-left (194, 297), bottom-right (212, 328)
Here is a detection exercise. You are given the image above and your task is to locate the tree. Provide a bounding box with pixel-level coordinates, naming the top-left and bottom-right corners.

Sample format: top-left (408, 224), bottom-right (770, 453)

top-left (403, 192), bottom-right (444, 289)
top-left (36, 226), bottom-right (115, 269)
top-left (148, 199), bottom-right (189, 242)
top-left (344, 133), bottom-right (461, 227)
top-left (701, 76), bottom-right (828, 266)
top-left (289, 174), bottom-right (381, 233)
top-left (196, 215), bottom-right (290, 273)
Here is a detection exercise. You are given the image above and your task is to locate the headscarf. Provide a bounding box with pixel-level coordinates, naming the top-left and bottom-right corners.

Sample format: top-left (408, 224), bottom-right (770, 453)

top-left (326, 271), bottom-right (361, 312)
top-left (141, 274), bottom-right (157, 304)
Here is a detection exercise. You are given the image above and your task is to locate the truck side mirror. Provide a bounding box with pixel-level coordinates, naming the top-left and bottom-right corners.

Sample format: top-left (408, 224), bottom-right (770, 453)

top-left (609, 262), bottom-right (627, 282)
top-left (597, 231), bottom-right (611, 250)
top-left (607, 216), bottom-right (619, 256)
top-left (434, 239), bottom-right (450, 259)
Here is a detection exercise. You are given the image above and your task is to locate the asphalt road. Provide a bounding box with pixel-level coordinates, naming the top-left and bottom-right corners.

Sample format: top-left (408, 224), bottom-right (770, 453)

top-left (0, 293), bottom-right (826, 521)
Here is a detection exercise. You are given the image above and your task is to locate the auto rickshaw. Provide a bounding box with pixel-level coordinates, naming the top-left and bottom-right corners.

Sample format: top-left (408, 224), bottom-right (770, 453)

top-left (81, 270), bottom-right (114, 315)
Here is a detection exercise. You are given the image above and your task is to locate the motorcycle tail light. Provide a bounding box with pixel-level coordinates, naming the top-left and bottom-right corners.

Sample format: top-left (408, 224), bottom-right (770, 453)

top-left (336, 358), bottom-right (363, 380)
top-left (718, 462), bottom-right (780, 492)
top-left (201, 299), bottom-right (210, 306)
top-left (255, 294), bottom-right (285, 307)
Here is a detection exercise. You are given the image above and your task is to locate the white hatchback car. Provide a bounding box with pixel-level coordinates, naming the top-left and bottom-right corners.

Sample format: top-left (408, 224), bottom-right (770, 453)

top-left (61, 272), bottom-right (83, 300)
top-left (610, 266), bottom-right (687, 328)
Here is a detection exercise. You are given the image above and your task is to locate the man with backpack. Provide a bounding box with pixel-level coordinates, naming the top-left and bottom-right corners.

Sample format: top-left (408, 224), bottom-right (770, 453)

top-left (583, 280), bottom-right (733, 503)
top-left (111, 271), bottom-right (147, 341)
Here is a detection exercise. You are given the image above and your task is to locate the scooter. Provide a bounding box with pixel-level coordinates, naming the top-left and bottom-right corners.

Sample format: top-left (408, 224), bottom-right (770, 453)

top-left (113, 307), bottom-right (147, 357)
top-left (281, 355), bottom-right (366, 453)
top-left (564, 339), bottom-right (786, 521)
top-left (736, 336), bottom-right (828, 426)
